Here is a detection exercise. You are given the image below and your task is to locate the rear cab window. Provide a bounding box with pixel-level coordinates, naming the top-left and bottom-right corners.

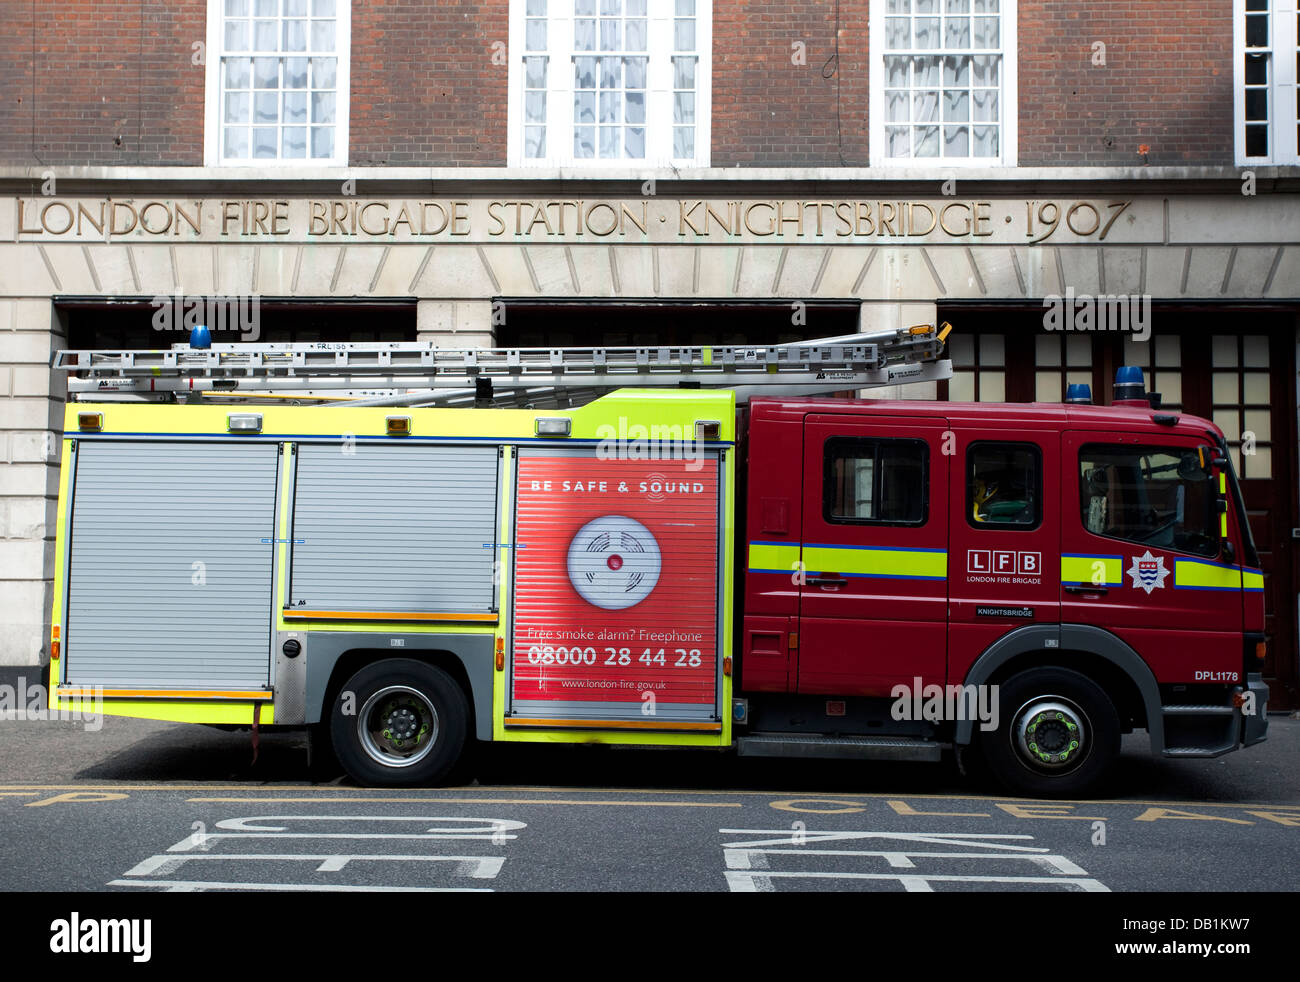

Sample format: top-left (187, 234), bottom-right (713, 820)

top-left (824, 438), bottom-right (928, 526)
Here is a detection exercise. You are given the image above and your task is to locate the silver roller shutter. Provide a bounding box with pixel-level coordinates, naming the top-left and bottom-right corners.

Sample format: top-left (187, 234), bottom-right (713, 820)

top-left (289, 443), bottom-right (498, 614)
top-left (65, 441), bottom-right (279, 688)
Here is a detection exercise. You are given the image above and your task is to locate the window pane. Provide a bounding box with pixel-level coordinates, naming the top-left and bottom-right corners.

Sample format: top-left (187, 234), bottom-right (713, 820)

top-left (914, 90), bottom-right (938, 122)
top-left (1246, 13), bottom-right (1268, 47)
top-left (971, 124), bottom-right (997, 156)
top-left (1078, 446), bottom-right (1218, 556)
top-left (1214, 410), bottom-right (1241, 442)
top-left (253, 19), bottom-right (277, 50)
top-left (887, 90), bottom-right (908, 122)
top-left (944, 16), bottom-right (970, 48)
top-left (282, 126), bottom-right (307, 158)
top-left (1243, 335), bottom-right (1268, 367)
top-left (625, 56), bottom-right (647, 88)
top-left (886, 17), bottom-right (910, 49)
top-left (886, 56), bottom-right (908, 87)
top-left (626, 125), bottom-right (646, 157)
top-left (575, 18), bottom-right (596, 49)
top-left (525, 90), bottom-right (547, 123)
top-left (1246, 88), bottom-right (1268, 121)
top-left (946, 0), bottom-right (970, 11)
top-left (1212, 373), bottom-right (1238, 404)
top-left (1244, 409), bottom-right (1271, 442)
top-left (283, 91), bottom-right (307, 123)
top-left (915, 125), bottom-right (939, 156)
top-left (673, 57), bottom-right (694, 89)
top-left (944, 125), bottom-right (969, 155)
top-left (1243, 373), bottom-right (1270, 402)
top-left (254, 57), bottom-right (278, 88)
top-left (944, 89), bottom-right (969, 121)
top-left (599, 90), bottom-right (618, 123)
top-left (1066, 334), bottom-right (1090, 365)
top-left (981, 334), bottom-right (1005, 366)
top-left (1211, 334), bottom-right (1237, 366)
top-left (1245, 53), bottom-right (1268, 84)
top-left (973, 16), bottom-right (998, 47)
top-left (284, 19), bottom-right (307, 52)
top-left (312, 56), bottom-right (337, 87)
top-left (310, 126), bottom-right (334, 158)
top-left (225, 19), bottom-right (249, 51)
top-left (672, 91), bottom-right (692, 124)
top-left (252, 126), bottom-right (277, 158)
top-left (1245, 123), bottom-right (1268, 157)
top-left (313, 0), bottom-right (335, 13)
top-left (575, 91), bottom-right (596, 124)
top-left (226, 0), bottom-right (249, 14)
top-left (1245, 445), bottom-right (1272, 479)
top-left (254, 91), bottom-right (278, 123)
top-left (673, 18), bottom-right (693, 50)
top-left (971, 54), bottom-right (999, 85)
top-left (574, 126), bottom-right (596, 157)
top-left (887, 126), bottom-right (910, 156)
top-left (285, 57), bottom-right (308, 87)
top-left (949, 370), bottom-right (975, 401)
top-left (944, 55), bottom-right (969, 85)
top-left (1036, 335), bottom-right (1061, 367)
top-left (827, 440), bottom-right (928, 525)
top-left (286, 0), bottom-right (307, 14)
top-left (254, 0), bottom-right (276, 14)
top-left (979, 371), bottom-right (1004, 401)
top-left (969, 444), bottom-right (1040, 527)
top-left (915, 17), bottom-right (939, 48)
top-left (525, 125), bottom-right (546, 158)
top-left (1035, 372), bottom-right (1059, 402)
top-left (225, 57), bottom-right (251, 88)
top-left (312, 91), bottom-right (336, 123)
top-left (1154, 334), bottom-right (1180, 366)
top-left (599, 125), bottom-right (619, 157)
top-left (311, 19), bottom-right (335, 51)
top-left (526, 18), bottom-right (547, 50)
top-left (224, 126), bottom-right (250, 158)
top-left (225, 91), bottom-right (251, 123)
top-left (671, 126), bottom-right (691, 158)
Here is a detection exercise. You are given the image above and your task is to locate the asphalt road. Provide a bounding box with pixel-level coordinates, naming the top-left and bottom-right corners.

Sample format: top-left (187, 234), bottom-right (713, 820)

top-left (0, 666), bottom-right (1296, 894)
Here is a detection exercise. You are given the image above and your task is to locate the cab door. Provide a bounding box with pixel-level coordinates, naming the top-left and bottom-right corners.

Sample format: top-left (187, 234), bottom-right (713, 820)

top-left (947, 431), bottom-right (1061, 686)
top-left (1061, 432), bottom-right (1243, 684)
top-left (797, 414), bottom-right (950, 697)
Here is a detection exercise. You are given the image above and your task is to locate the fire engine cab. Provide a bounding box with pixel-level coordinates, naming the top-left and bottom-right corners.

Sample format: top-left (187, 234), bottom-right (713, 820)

top-left (48, 327), bottom-right (1269, 797)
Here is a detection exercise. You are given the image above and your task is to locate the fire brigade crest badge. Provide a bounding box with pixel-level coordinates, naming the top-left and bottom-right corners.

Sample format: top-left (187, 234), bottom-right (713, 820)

top-left (1127, 550), bottom-right (1169, 594)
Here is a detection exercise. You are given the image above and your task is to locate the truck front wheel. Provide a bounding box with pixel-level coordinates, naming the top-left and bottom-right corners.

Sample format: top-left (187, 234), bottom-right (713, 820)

top-left (979, 666), bottom-right (1120, 798)
top-left (330, 659), bottom-right (468, 787)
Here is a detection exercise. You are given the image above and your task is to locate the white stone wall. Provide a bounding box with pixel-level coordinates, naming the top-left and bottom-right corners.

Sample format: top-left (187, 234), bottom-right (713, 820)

top-left (0, 299), bottom-right (62, 665)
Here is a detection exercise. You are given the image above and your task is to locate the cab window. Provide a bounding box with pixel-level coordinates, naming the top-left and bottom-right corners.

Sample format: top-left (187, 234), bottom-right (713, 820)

top-left (824, 438), bottom-right (927, 526)
top-left (1078, 444), bottom-right (1217, 556)
top-left (967, 442), bottom-right (1042, 530)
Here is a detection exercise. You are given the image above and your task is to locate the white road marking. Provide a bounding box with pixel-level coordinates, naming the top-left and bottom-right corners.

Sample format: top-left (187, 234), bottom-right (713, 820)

top-left (720, 828), bottom-right (1108, 892)
top-left (112, 815), bottom-right (524, 893)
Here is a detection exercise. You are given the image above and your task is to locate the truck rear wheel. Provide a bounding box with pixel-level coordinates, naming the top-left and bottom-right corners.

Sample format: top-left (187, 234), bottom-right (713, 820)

top-left (979, 667), bottom-right (1120, 798)
top-left (330, 659), bottom-right (468, 787)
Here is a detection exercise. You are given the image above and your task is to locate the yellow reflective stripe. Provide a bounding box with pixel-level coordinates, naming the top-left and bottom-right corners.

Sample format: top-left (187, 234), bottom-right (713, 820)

top-left (1061, 554), bottom-right (1122, 586)
top-left (1174, 559), bottom-right (1242, 591)
top-left (802, 544), bottom-right (946, 580)
top-left (1243, 569), bottom-right (1265, 591)
top-left (748, 541), bottom-right (800, 573)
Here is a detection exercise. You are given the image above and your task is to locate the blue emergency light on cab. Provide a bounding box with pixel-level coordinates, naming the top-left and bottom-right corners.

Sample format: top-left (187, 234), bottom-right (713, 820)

top-left (1113, 364), bottom-right (1147, 405)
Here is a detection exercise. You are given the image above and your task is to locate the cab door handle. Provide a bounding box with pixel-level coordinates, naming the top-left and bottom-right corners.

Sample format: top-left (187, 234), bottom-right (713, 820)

top-left (1064, 584), bottom-right (1109, 596)
top-left (808, 574), bottom-right (849, 587)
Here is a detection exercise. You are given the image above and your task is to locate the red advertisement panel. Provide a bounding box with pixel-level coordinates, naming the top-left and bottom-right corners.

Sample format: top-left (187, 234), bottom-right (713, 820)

top-left (511, 452), bottom-right (720, 713)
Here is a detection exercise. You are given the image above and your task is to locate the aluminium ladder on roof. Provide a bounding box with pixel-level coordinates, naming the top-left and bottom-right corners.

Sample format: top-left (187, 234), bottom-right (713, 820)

top-left (51, 323), bottom-right (953, 407)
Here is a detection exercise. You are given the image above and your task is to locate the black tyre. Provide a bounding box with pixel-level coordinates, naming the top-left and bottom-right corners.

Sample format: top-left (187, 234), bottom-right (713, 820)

top-left (978, 666), bottom-right (1121, 798)
top-left (330, 659), bottom-right (469, 787)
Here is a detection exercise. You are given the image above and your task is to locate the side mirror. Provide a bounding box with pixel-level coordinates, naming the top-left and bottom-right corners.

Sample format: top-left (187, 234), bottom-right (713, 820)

top-left (1197, 446), bottom-right (1229, 474)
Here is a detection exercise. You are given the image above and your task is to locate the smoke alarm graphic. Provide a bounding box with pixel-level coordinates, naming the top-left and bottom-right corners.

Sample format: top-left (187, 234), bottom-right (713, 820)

top-left (567, 515), bottom-right (662, 610)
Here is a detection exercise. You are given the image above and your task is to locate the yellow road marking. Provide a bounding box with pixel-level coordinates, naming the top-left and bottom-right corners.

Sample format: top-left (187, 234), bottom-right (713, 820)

top-left (0, 792), bottom-right (39, 798)
top-left (0, 784), bottom-right (1296, 811)
top-left (769, 799), bottom-right (867, 814)
top-left (25, 792), bottom-right (128, 807)
top-left (887, 800), bottom-right (990, 818)
top-left (187, 796), bottom-right (742, 807)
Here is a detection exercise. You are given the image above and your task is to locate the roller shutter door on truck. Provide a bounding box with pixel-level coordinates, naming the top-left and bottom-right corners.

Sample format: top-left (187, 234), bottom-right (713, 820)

top-left (64, 441), bottom-right (280, 689)
top-left (288, 444), bottom-right (499, 616)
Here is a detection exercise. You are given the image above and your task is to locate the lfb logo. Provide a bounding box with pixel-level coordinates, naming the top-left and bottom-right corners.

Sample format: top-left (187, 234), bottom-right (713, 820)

top-left (1127, 550), bottom-right (1169, 594)
top-left (968, 550), bottom-right (1041, 575)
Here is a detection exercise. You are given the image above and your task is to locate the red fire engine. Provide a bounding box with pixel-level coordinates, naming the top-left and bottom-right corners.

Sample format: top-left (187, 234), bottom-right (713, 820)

top-left (48, 328), bottom-right (1268, 797)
